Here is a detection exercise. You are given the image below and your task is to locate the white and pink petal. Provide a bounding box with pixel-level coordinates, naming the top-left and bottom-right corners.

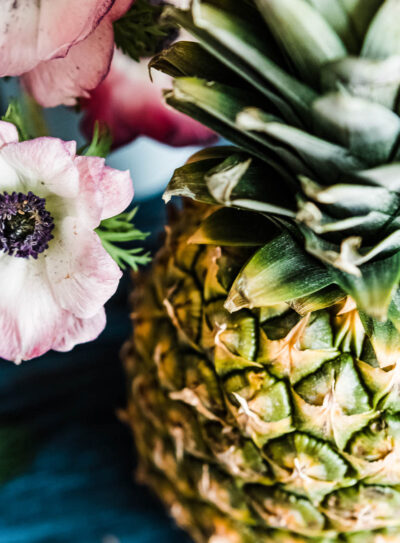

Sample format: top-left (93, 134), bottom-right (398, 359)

top-left (46, 217), bottom-right (121, 320)
top-left (0, 137), bottom-right (79, 197)
top-left (0, 250), bottom-right (108, 362)
top-left (71, 156), bottom-right (133, 227)
top-left (99, 166), bottom-right (133, 220)
top-left (0, 121), bottom-right (19, 149)
top-left (0, 255), bottom-right (61, 362)
top-left (52, 308), bottom-right (106, 353)
top-left (73, 156), bottom-right (106, 228)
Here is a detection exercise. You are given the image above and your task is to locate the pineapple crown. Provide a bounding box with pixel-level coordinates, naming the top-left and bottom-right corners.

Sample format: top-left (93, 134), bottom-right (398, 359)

top-left (151, 0), bottom-right (400, 336)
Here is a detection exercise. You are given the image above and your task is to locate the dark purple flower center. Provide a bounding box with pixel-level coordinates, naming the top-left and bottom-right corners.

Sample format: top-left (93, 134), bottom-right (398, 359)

top-left (0, 192), bottom-right (54, 259)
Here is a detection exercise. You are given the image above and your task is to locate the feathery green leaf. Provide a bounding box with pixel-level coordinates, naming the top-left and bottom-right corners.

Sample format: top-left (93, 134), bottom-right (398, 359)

top-left (96, 208), bottom-right (151, 271)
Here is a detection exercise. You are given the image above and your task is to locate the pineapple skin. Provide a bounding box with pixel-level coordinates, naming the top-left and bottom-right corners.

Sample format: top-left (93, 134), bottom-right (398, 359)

top-left (124, 202), bottom-right (400, 543)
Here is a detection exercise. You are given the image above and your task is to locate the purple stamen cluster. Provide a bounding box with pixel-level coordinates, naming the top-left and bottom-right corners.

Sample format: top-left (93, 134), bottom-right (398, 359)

top-left (0, 191), bottom-right (54, 259)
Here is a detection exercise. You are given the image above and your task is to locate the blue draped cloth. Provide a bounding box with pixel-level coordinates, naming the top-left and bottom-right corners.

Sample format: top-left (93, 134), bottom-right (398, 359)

top-left (0, 197), bottom-right (191, 543)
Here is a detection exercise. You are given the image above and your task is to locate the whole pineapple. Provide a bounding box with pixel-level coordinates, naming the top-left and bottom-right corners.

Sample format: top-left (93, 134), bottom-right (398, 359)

top-left (124, 0), bottom-right (400, 540)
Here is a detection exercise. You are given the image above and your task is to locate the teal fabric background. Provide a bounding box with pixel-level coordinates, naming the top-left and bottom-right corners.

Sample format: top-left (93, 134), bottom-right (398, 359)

top-left (0, 198), bottom-right (191, 543)
top-left (0, 80), bottom-right (204, 543)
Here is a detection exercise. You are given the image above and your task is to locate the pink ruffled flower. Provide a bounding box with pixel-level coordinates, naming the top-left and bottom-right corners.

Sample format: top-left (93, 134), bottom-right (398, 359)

top-left (81, 50), bottom-right (216, 149)
top-left (0, 0), bottom-right (133, 107)
top-left (0, 121), bottom-right (133, 363)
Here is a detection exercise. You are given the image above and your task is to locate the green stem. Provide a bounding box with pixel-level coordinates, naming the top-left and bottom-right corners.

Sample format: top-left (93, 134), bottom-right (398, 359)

top-left (23, 93), bottom-right (49, 137)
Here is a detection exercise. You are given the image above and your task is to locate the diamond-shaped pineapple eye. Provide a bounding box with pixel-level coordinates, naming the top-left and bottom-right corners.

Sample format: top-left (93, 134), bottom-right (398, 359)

top-left (264, 433), bottom-right (351, 503)
top-left (245, 486), bottom-right (326, 537)
top-left (324, 486), bottom-right (400, 533)
top-left (223, 369), bottom-right (293, 446)
top-left (345, 415), bottom-right (400, 485)
top-left (258, 312), bottom-right (339, 384)
top-left (294, 354), bottom-right (375, 449)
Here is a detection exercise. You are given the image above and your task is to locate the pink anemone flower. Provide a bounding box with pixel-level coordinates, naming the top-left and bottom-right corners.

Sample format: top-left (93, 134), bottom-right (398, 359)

top-left (0, 121), bottom-right (133, 363)
top-left (0, 0), bottom-right (133, 107)
top-left (81, 50), bottom-right (217, 149)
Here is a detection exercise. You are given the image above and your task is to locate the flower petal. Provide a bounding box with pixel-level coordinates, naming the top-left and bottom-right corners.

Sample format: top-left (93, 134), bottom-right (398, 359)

top-left (0, 0), bottom-right (114, 76)
top-left (0, 251), bottom-right (107, 362)
top-left (37, 0), bottom-right (114, 59)
top-left (108, 0), bottom-right (134, 21)
top-left (46, 217), bottom-right (122, 319)
top-left (0, 138), bottom-right (79, 197)
top-left (81, 53), bottom-right (217, 149)
top-left (0, 1), bottom-right (42, 76)
top-left (100, 166), bottom-right (133, 220)
top-left (0, 255), bottom-right (61, 363)
top-left (64, 140), bottom-right (77, 156)
top-left (0, 121), bottom-right (19, 148)
top-left (22, 16), bottom-right (115, 107)
top-left (73, 156), bottom-right (106, 228)
top-left (71, 156), bottom-right (133, 227)
top-left (52, 308), bottom-right (106, 353)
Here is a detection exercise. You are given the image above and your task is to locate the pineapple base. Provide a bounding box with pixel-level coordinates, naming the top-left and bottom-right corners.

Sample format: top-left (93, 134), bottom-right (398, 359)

top-left (124, 203), bottom-right (400, 543)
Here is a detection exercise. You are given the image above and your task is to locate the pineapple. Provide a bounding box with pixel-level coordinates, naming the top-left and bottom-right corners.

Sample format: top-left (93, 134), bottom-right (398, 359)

top-left (123, 0), bottom-right (400, 540)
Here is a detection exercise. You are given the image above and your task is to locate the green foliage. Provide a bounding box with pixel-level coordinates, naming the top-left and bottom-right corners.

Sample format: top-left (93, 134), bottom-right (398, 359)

top-left (113, 0), bottom-right (177, 61)
top-left (82, 121), bottom-right (112, 158)
top-left (96, 208), bottom-right (151, 271)
top-left (1, 99), bottom-right (30, 141)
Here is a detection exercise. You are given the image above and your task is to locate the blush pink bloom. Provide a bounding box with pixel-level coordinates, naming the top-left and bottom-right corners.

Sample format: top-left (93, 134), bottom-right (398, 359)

top-left (0, 121), bottom-right (133, 363)
top-left (81, 50), bottom-right (217, 149)
top-left (0, 0), bottom-right (133, 107)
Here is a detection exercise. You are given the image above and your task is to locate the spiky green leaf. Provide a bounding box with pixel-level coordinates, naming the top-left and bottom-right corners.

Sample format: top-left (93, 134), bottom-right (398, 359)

top-left (225, 232), bottom-right (333, 312)
top-left (254, 0), bottom-right (346, 86)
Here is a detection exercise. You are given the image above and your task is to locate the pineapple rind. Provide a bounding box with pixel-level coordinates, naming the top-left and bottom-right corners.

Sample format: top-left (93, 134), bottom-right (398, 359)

top-left (125, 204), bottom-right (400, 541)
top-left (127, 0), bottom-right (400, 539)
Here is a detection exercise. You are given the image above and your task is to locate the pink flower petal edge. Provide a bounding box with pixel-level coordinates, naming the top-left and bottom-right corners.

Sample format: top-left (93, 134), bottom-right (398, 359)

top-left (53, 308), bottom-right (107, 353)
top-left (0, 121), bottom-right (133, 363)
top-left (22, 17), bottom-right (115, 107)
top-left (0, 122), bottom-right (19, 149)
top-left (108, 0), bottom-right (135, 21)
top-left (0, 0), bottom-right (133, 107)
top-left (0, 0), bottom-right (114, 76)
